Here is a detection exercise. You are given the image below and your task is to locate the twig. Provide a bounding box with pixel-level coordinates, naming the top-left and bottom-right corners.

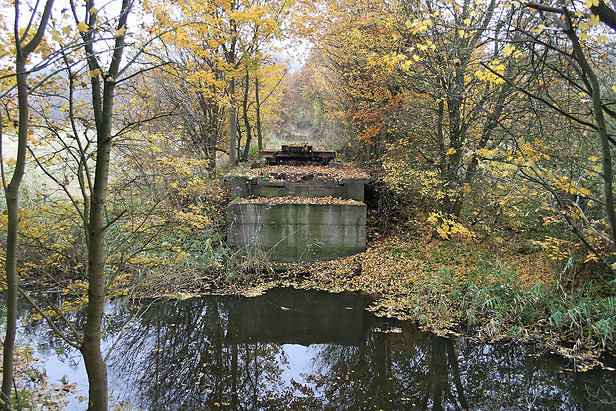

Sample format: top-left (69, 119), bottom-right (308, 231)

top-left (18, 289), bottom-right (81, 349)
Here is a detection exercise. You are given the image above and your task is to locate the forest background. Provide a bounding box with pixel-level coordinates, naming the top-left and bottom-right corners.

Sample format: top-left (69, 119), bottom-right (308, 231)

top-left (1, 0), bottom-right (616, 408)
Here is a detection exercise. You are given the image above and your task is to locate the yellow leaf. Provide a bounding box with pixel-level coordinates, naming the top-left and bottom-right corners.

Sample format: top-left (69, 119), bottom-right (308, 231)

top-left (50, 29), bottom-right (62, 42)
top-left (588, 156), bottom-right (599, 161)
top-left (7, 158), bottom-right (16, 167)
top-left (77, 22), bottom-right (89, 32)
top-left (116, 25), bottom-right (126, 36)
top-left (503, 44), bottom-right (514, 57)
top-left (585, 0), bottom-right (599, 7)
top-left (611, 85), bottom-right (616, 93)
top-left (592, 165), bottom-right (602, 173)
top-left (446, 148), bottom-right (456, 155)
top-left (578, 187), bottom-right (591, 196)
top-left (584, 252), bottom-right (599, 263)
top-left (589, 14), bottom-right (600, 25)
top-left (476, 148), bottom-right (497, 159)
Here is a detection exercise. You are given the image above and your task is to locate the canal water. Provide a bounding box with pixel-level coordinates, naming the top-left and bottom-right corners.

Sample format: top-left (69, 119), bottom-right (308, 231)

top-left (19, 288), bottom-right (616, 409)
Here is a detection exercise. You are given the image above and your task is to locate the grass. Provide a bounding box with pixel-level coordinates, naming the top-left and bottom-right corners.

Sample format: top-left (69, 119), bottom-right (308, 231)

top-left (406, 249), bottom-right (616, 364)
top-left (398, 242), bottom-right (616, 351)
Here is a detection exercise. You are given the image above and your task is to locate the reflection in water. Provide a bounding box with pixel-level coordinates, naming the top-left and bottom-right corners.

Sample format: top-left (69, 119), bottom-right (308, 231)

top-left (21, 288), bottom-right (616, 409)
top-left (108, 289), bottom-right (373, 409)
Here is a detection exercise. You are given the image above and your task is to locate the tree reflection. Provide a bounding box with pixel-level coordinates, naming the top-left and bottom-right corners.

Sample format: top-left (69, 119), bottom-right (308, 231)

top-left (107, 288), bottom-right (372, 409)
top-left (109, 296), bottom-right (314, 409)
top-left (305, 325), bottom-right (469, 410)
top-left (299, 320), bottom-right (595, 410)
top-left (91, 288), bottom-right (614, 409)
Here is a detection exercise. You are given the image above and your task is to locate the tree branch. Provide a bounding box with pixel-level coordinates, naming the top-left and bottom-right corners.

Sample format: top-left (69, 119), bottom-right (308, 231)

top-left (18, 289), bottom-right (82, 349)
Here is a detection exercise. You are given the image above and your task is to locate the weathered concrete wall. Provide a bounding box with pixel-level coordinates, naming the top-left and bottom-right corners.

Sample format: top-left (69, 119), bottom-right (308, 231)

top-left (226, 176), bottom-right (252, 199)
top-left (226, 176), bottom-right (368, 201)
top-left (227, 201), bottom-right (366, 261)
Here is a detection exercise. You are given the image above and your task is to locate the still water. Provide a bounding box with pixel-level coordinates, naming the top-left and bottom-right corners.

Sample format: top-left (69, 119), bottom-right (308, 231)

top-left (20, 288), bottom-right (616, 410)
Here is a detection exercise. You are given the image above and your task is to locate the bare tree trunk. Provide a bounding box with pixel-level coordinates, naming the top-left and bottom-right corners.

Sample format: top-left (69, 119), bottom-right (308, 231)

top-left (227, 6), bottom-right (238, 167)
top-left (236, 114), bottom-right (243, 159)
top-left (436, 99), bottom-right (446, 178)
top-left (565, 21), bottom-right (616, 247)
top-left (1, 55), bottom-right (28, 407)
top-left (2, 1), bottom-right (54, 406)
top-left (242, 71), bottom-right (253, 161)
top-left (80, 133), bottom-right (111, 410)
top-left (209, 106), bottom-right (219, 173)
top-left (80, 76), bottom-right (116, 407)
top-left (527, 2), bottom-right (616, 253)
top-left (229, 79), bottom-right (237, 166)
top-left (195, 94), bottom-right (218, 174)
top-left (73, 0), bottom-right (131, 407)
top-left (255, 77), bottom-right (263, 151)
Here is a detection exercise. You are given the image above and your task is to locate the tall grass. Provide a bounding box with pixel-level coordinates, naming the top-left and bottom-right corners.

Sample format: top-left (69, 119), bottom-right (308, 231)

top-left (409, 261), bottom-right (616, 351)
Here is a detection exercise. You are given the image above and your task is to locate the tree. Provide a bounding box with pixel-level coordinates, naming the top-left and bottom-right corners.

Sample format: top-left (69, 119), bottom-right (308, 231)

top-left (305, 0), bottom-right (525, 223)
top-left (275, 50), bottom-right (348, 146)
top-left (146, 0), bottom-right (288, 166)
top-left (0, 1), bottom-right (54, 406)
top-left (514, 1), bottom-right (616, 270)
top-left (132, 55), bottom-right (226, 174)
top-left (60, 0), bottom-right (134, 407)
top-left (238, 57), bottom-right (286, 161)
top-left (15, 0), bottom-right (230, 405)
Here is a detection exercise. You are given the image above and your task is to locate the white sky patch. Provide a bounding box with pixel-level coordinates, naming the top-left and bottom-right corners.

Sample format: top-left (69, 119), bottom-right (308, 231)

top-left (274, 38), bottom-right (312, 73)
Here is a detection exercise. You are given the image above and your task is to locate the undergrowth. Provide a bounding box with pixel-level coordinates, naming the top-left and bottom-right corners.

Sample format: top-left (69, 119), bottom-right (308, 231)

top-left (408, 260), bottom-right (616, 354)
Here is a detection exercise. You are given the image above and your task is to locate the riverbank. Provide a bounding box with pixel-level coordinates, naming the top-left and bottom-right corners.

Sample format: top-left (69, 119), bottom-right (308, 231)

top-left (5, 228), bottom-right (615, 409)
top-left (10, 287), bottom-right (616, 410)
top-left (15, 223), bottom-right (615, 372)
top-left (174, 232), bottom-right (615, 370)
top-left (0, 344), bottom-right (77, 409)
top-left (8, 188), bottom-right (615, 374)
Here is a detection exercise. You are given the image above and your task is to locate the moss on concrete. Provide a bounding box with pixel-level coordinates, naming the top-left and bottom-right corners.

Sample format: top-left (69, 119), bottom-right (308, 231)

top-left (227, 202), bottom-right (366, 262)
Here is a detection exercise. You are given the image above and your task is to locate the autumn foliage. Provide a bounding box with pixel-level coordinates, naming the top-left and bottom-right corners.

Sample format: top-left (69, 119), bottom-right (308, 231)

top-left (2, 0), bottom-right (616, 405)
top-left (284, 0), bottom-right (616, 280)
